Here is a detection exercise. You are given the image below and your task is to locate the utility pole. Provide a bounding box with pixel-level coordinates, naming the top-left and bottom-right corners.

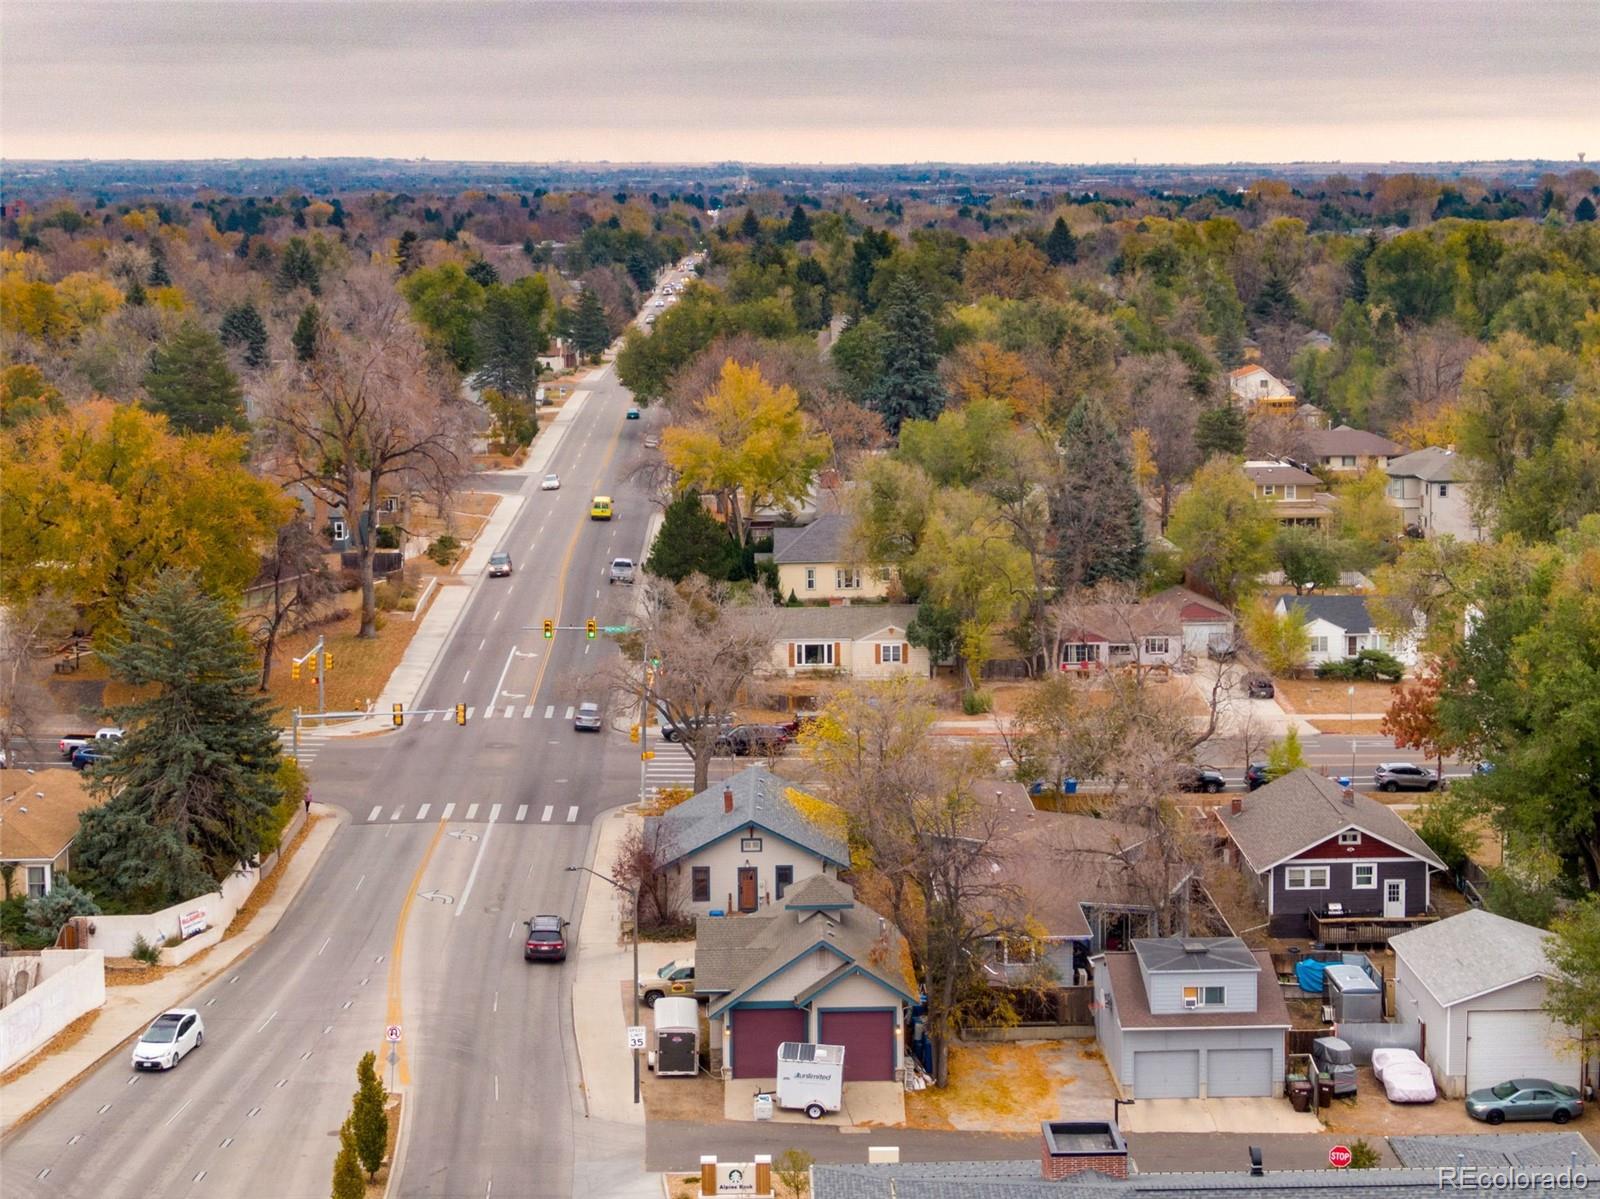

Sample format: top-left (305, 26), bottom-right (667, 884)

top-left (315, 635), bottom-right (326, 716)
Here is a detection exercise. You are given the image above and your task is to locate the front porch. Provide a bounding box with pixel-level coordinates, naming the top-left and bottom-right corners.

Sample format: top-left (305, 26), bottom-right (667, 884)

top-left (1307, 908), bottom-right (1438, 947)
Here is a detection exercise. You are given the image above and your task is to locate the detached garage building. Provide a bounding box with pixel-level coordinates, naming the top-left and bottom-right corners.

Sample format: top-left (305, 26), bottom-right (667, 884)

top-left (1390, 908), bottom-right (1585, 1099)
top-left (695, 875), bottom-right (915, 1083)
top-left (1093, 937), bottom-right (1290, 1099)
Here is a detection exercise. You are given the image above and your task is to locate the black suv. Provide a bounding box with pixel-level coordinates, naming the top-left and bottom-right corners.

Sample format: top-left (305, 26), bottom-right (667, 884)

top-left (524, 915), bottom-right (570, 962)
top-left (1177, 766), bottom-right (1227, 794)
top-left (716, 724), bottom-right (791, 757)
top-left (659, 712), bottom-right (734, 743)
top-left (1244, 673), bottom-right (1275, 699)
top-left (1245, 763), bottom-right (1270, 791)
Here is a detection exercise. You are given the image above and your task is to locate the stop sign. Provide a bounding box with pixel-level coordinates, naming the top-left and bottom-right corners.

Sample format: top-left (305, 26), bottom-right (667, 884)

top-left (1328, 1145), bottom-right (1353, 1169)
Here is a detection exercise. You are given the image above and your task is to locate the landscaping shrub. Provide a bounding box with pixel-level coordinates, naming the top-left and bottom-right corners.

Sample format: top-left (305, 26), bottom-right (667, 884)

top-left (375, 525), bottom-right (401, 550)
top-left (426, 534), bottom-right (460, 566)
top-left (1348, 1139), bottom-right (1380, 1169)
top-left (130, 932), bottom-right (163, 965)
top-left (962, 689), bottom-right (993, 715)
top-left (24, 879), bottom-right (101, 944)
top-left (1315, 648), bottom-right (1406, 682)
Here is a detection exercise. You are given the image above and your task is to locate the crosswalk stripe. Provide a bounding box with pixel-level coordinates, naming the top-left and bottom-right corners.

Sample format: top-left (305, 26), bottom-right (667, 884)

top-left (515, 804), bottom-right (528, 822)
top-left (390, 807), bottom-right (402, 821)
top-left (523, 705), bottom-right (535, 719)
top-left (541, 805), bottom-right (553, 823)
top-left (466, 707), bottom-right (476, 721)
top-left (566, 806), bottom-right (579, 823)
top-left (564, 706), bottom-right (575, 720)
top-left (442, 803), bottom-right (455, 821)
top-left (416, 803), bottom-right (430, 821)
top-left (465, 803), bottom-right (479, 821)
top-left (545, 705), bottom-right (554, 719)
top-left (489, 803), bottom-right (502, 823)
top-left (503, 706), bottom-right (514, 718)
top-left (367, 805), bottom-right (383, 823)
top-left (424, 711), bottom-right (435, 723)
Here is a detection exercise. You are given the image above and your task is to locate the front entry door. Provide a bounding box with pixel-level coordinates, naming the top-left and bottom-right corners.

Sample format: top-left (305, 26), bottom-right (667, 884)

top-left (737, 867), bottom-right (759, 913)
top-left (1383, 878), bottom-right (1406, 918)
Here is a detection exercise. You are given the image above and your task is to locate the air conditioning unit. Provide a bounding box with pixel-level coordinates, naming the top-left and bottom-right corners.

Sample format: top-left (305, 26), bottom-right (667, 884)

top-left (1183, 996), bottom-right (1199, 1010)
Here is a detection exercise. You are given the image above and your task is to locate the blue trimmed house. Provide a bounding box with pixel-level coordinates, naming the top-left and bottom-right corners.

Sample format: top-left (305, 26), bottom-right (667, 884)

top-left (646, 766), bottom-right (849, 917)
top-left (695, 873), bottom-right (916, 1082)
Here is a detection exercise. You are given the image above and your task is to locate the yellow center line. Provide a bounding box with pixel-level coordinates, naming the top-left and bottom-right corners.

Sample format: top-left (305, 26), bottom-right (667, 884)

top-left (379, 402), bottom-right (627, 1088)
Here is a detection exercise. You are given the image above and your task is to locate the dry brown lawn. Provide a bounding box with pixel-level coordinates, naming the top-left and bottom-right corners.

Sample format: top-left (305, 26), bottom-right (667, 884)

top-left (906, 1041), bottom-right (1096, 1132)
top-left (260, 592), bottom-right (432, 718)
top-left (1274, 677), bottom-right (1397, 715)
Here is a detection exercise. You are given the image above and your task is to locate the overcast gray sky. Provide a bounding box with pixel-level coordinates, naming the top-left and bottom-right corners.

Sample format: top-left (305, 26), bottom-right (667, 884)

top-left (3, 1), bottom-right (1596, 163)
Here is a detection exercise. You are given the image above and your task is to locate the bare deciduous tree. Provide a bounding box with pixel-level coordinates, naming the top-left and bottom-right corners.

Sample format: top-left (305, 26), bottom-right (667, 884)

top-left (266, 270), bottom-right (471, 638)
top-left (246, 518), bottom-right (336, 690)
top-left (0, 593), bottom-right (75, 765)
top-left (611, 819), bottom-right (685, 930)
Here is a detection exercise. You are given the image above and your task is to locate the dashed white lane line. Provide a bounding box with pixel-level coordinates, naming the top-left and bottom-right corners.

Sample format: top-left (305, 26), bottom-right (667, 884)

top-left (416, 803), bottom-right (430, 821)
top-left (355, 875), bottom-right (365, 892)
top-left (165, 1098), bottom-right (193, 1126)
top-left (515, 804), bottom-right (528, 822)
top-left (462, 670), bottom-right (471, 685)
top-left (442, 803), bottom-right (455, 821)
top-left (367, 805), bottom-right (383, 822)
top-left (493, 608), bottom-right (501, 622)
top-left (465, 803), bottom-right (479, 821)
top-left (257, 1011), bottom-right (277, 1034)
top-left (566, 806), bottom-right (579, 823)
top-left (317, 937), bottom-right (331, 956)
top-left (541, 805), bottom-right (553, 823)
top-left (478, 638), bottom-right (486, 652)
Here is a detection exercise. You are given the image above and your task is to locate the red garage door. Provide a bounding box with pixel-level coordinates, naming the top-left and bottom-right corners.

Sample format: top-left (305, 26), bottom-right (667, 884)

top-left (819, 1010), bottom-right (897, 1081)
top-left (730, 1008), bottom-right (807, 1079)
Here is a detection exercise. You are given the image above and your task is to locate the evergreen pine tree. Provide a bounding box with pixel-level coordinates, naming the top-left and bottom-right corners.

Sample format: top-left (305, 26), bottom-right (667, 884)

top-left (395, 229), bottom-right (421, 274)
top-left (1052, 400), bottom-right (1146, 588)
top-left (1044, 215), bottom-right (1078, 265)
top-left (1196, 404), bottom-right (1247, 457)
top-left (865, 275), bottom-right (945, 434)
top-left (275, 236), bottom-right (321, 294)
top-left (147, 255), bottom-right (172, 288)
top-left (293, 304), bottom-right (322, 362)
top-left (1576, 196), bottom-right (1597, 223)
top-left (786, 204), bottom-right (813, 243)
top-left (739, 207), bottom-right (761, 240)
top-left (72, 572), bottom-right (285, 910)
top-left (472, 288), bottom-right (540, 400)
top-left (1253, 275), bottom-right (1298, 323)
top-left (328, 201), bottom-right (346, 228)
top-left (465, 258), bottom-right (499, 287)
top-left (142, 321), bottom-right (247, 433)
top-left (351, 1051), bottom-right (389, 1180)
top-left (624, 251), bottom-right (654, 293)
top-left (569, 289), bottom-right (610, 359)
top-left (331, 1121), bottom-right (366, 1199)
top-left (1348, 232), bottom-right (1377, 304)
top-left (126, 278), bottom-right (147, 306)
top-left (645, 494), bottom-right (740, 582)
top-left (219, 302), bottom-right (270, 369)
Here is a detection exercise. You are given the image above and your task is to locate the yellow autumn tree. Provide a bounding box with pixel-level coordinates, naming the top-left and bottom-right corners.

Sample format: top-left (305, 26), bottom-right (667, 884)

top-left (661, 360), bottom-right (831, 545)
top-left (0, 401), bottom-right (291, 635)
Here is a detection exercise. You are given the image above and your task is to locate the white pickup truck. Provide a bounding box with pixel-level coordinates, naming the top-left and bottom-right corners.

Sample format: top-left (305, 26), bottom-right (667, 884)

top-left (58, 727), bottom-right (124, 759)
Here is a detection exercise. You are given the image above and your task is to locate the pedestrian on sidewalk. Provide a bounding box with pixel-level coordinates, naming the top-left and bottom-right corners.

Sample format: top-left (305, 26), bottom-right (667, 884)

top-left (304, 789), bottom-right (312, 817)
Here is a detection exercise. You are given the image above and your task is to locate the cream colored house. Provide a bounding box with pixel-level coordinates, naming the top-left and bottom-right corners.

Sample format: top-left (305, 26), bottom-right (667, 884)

top-left (0, 769), bottom-right (99, 899)
top-left (1242, 460), bottom-right (1330, 529)
top-left (767, 604), bottom-right (928, 679)
top-left (644, 765), bottom-right (848, 918)
top-left (1227, 365), bottom-right (1296, 415)
top-left (1383, 447), bottom-right (1484, 542)
top-left (771, 515), bottom-right (891, 603)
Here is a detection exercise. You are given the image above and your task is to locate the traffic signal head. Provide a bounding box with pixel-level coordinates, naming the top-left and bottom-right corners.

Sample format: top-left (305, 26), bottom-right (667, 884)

top-left (543, 619), bottom-right (554, 639)
top-left (392, 703), bottom-right (404, 727)
top-left (323, 651), bottom-right (333, 671)
top-left (455, 702), bottom-right (467, 725)
top-left (291, 659), bottom-right (301, 681)
top-left (585, 618), bottom-right (597, 640)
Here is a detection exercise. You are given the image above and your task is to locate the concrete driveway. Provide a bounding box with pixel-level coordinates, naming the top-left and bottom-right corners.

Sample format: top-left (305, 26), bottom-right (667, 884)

top-left (1120, 1096), bottom-right (1322, 1134)
top-left (723, 1078), bottom-right (905, 1126)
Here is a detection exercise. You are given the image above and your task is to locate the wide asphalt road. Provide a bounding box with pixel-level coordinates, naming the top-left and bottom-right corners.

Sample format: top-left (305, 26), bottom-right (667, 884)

top-left (1, 267), bottom-right (696, 1199)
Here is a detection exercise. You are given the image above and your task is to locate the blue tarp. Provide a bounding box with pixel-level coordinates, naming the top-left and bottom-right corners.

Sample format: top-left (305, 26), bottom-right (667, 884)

top-left (1296, 958), bottom-right (1328, 994)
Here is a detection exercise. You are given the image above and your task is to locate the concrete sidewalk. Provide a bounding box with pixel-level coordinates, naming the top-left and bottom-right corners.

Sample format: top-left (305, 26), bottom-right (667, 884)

top-left (1119, 1096), bottom-right (1322, 1135)
top-left (0, 805), bottom-right (342, 1136)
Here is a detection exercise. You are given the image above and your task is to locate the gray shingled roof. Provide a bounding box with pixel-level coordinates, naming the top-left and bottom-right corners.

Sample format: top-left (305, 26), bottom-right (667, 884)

top-left (1389, 1133), bottom-right (1599, 1170)
top-left (1280, 593), bottom-right (1374, 634)
top-left (1100, 948), bottom-right (1291, 1031)
top-left (1134, 936), bottom-right (1260, 974)
top-left (775, 604), bottom-right (919, 640)
top-left (772, 514), bottom-right (854, 564)
top-left (1389, 909), bottom-right (1557, 1007)
top-left (693, 880), bottom-right (915, 1012)
top-left (812, 1155), bottom-right (1600, 1198)
top-left (1386, 446), bottom-right (1464, 483)
top-left (1217, 769), bottom-right (1447, 874)
top-left (1243, 461), bottom-right (1320, 487)
top-left (1306, 425), bottom-right (1403, 458)
top-left (645, 765), bottom-right (848, 869)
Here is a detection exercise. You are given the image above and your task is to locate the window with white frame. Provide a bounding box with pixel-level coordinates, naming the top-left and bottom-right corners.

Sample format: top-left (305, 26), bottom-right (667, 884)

top-left (1064, 643), bottom-right (1099, 664)
top-left (796, 642), bottom-right (834, 667)
top-left (1310, 636), bottom-right (1329, 654)
top-left (1341, 455), bottom-right (1356, 467)
top-left (1284, 865), bottom-right (1330, 890)
top-left (880, 643), bottom-right (903, 664)
top-left (1338, 831), bottom-right (1360, 845)
top-left (1353, 864), bottom-right (1377, 889)
top-left (1261, 484), bottom-right (1276, 497)
top-left (804, 567), bottom-right (816, 591)
top-left (835, 567), bottom-right (861, 590)
top-left (1182, 985), bottom-right (1226, 1007)
top-left (1143, 636), bottom-right (1170, 656)
top-left (330, 518), bottom-right (348, 542)
top-left (26, 865), bottom-right (47, 897)
top-left (1284, 485), bottom-right (1298, 500)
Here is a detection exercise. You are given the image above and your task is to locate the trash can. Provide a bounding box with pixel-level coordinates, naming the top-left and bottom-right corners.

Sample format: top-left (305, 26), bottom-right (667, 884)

top-left (753, 1093), bottom-right (774, 1121)
top-left (1316, 1075), bottom-right (1334, 1109)
top-left (1289, 1080), bottom-right (1313, 1112)
top-left (1063, 778), bottom-right (1079, 795)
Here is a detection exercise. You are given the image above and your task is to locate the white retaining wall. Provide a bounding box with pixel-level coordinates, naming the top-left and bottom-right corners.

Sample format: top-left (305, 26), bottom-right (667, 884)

top-left (0, 950), bottom-right (105, 1072)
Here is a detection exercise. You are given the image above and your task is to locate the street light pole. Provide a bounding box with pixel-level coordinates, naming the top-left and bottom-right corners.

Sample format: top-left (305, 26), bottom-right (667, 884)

top-left (567, 865), bottom-right (642, 1104)
top-left (1348, 685), bottom-right (1356, 781)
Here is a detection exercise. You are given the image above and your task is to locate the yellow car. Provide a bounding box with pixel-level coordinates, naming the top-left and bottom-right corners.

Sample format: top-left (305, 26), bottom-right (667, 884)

top-left (590, 496), bottom-right (613, 521)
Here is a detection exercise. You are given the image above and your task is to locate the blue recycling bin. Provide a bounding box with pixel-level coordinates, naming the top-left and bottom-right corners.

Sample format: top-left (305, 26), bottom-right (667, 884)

top-left (1063, 778), bottom-right (1078, 795)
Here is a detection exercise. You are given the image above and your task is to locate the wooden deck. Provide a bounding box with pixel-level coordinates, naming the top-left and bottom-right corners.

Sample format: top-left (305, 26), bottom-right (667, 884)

top-left (1308, 911), bottom-right (1438, 946)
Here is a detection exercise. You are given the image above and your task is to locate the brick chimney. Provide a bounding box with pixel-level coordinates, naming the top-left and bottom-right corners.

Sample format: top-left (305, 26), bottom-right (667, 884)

top-left (1039, 1122), bottom-right (1128, 1181)
top-left (1230, 795), bottom-right (1243, 816)
top-left (1342, 786), bottom-right (1356, 807)
top-left (723, 787), bottom-right (735, 814)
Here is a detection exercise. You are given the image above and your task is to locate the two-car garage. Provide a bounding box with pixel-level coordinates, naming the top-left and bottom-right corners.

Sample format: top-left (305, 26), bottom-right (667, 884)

top-left (729, 1008), bottom-right (899, 1081)
top-left (1130, 1046), bottom-right (1276, 1099)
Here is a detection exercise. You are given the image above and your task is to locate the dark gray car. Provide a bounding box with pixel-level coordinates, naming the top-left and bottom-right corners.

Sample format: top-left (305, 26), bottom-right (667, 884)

top-left (1466, 1079), bottom-right (1583, 1125)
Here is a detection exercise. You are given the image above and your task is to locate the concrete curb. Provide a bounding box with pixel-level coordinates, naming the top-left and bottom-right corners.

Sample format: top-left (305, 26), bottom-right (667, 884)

top-left (382, 1087), bottom-right (412, 1199)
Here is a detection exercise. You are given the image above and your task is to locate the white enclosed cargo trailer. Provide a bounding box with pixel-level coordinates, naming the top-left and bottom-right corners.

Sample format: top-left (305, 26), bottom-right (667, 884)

top-left (775, 1041), bottom-right (845, 1119)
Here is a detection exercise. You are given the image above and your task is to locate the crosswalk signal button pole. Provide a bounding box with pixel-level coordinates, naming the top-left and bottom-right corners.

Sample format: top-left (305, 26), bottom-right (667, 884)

top-left (543, 619), bottom-right (554, 639)
top-left (455, 703), bottom-right (467, 725)
top-left (586, 618), bottom-right (597, 639)
top-left (392, 703), bottom-right (404, 727)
